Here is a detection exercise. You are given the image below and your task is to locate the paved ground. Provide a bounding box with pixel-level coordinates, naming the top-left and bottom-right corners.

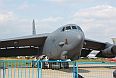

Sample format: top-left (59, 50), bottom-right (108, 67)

top-left (0, 68), bottom-right (73, 78)
top-left (78, 64), bottom-right (116, 78)
top-left (0, 65), bottom-right (116, 78)
top-left (79, 67), bottom-right (115, 78)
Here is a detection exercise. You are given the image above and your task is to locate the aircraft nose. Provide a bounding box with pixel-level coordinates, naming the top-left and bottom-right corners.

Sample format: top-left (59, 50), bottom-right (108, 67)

top-left (77, 32), bottom-right (84, 42)
top-left (67, 31), bottom-right (84, 59)
top-left (60, 30), bottom-right (85, 59)
top-left (72, 32), bottom-right (84, 47)
top-left (63, 31), bottom-right (84, 51)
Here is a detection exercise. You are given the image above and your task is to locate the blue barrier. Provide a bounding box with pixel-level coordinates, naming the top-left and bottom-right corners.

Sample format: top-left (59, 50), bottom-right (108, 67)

top-left (73, 62), bottom-right (78, 78)
top-left (0, 60), bottom-right (116, 78)
top-left (0, 60), bottom-right (78, 78)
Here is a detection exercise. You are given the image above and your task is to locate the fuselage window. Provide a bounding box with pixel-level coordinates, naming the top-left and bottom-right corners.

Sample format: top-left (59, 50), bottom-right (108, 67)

top-left (66, 26), bottom-right (71, 30)
top-left (72, 26), bottom-right (77, 29)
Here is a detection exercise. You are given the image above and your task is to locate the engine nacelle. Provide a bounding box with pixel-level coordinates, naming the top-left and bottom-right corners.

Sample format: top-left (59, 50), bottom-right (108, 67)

top-left (96, 44), bottom-right (116, 58)
top-left (96, 45), bottom-right (116, 58)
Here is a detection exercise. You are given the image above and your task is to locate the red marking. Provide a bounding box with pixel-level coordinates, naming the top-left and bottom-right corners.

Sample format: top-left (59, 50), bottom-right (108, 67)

top-left (106, 58), bottom-right (116, 62)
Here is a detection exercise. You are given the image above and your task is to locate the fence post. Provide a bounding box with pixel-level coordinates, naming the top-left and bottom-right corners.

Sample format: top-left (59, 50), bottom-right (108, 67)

top-left (3, 61), bottom-right (5, 78)
top-left (38, 61), bottom-right (42, 78)
top-left (73, 62), bottom-right (78, 78)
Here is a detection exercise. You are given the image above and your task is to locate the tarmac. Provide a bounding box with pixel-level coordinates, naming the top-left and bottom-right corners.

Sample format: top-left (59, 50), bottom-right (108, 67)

top-left (0, 64), bottom-right (116, 78)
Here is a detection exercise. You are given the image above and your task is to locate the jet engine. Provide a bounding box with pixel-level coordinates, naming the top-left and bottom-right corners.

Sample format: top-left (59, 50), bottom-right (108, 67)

top-left (96, 45), bottom-right (116, 58)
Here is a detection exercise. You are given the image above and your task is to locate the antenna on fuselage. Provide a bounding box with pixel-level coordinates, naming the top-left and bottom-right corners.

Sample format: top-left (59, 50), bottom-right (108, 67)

top-left (32, 19), bottom-right (36, 35)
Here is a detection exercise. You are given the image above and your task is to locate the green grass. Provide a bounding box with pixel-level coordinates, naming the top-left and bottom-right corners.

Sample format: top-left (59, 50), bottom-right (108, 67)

top-left (0, 60), bottom-right (32, 67)
top-left (0, 58), bottom-right (109, 67)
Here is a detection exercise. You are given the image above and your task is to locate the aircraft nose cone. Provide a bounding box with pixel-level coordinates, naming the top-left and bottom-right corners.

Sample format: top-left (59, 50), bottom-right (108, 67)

top-left (63, 31), bottom-right (84, 51)
top-left (63, 31), bottom-right (85, 59)
top-left (71, 31), bottom-right (84, 45)
top-left (76, 32), bottom-right (83, 41)
top-left (78, 32), bottom-right (84, 43)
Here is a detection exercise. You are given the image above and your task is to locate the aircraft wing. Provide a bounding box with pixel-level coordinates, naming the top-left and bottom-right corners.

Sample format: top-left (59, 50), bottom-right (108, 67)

top-left (81, 39), bottom-right (116, 58)
top-left (83, 39), bottom-right (106, 50)
top-left (0, 33), bottom-right (49, 57)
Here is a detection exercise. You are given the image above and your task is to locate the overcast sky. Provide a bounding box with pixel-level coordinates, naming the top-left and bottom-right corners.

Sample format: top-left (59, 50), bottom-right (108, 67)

top-left (0, 0), bottom-right (116, 43)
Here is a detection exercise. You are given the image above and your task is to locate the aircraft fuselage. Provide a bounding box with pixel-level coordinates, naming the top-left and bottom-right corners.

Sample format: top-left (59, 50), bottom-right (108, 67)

top-left (43, 24), bottom-right (85, 60)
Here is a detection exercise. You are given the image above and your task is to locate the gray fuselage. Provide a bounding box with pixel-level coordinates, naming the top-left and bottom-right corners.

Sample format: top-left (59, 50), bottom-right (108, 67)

top-left (43, 24), bottom-right (85, 60)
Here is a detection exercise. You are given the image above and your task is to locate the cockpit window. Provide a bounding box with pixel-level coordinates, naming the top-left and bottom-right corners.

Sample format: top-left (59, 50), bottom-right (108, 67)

top-left (62, 27), bottom-right (65, 31)
top-left (62, 25), bottom-right (82, 32)
top-left (66, 26), bottom-right (71, 30)
top-left (72, 26), bottom-right (77, 29)
top-left (77, 26), bottom-right (82, 31)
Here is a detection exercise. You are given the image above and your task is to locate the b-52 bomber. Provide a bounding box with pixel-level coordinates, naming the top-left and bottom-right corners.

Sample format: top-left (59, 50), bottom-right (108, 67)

top-left (0, 22), bottom-right (116, 60)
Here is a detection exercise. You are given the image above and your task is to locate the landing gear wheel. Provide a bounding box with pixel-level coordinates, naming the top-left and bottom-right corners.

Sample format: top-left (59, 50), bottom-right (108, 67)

top-left (61, 62), bottom-right (69, 69)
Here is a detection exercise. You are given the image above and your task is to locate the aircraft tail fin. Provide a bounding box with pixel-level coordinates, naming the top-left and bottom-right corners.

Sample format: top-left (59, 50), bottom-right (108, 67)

top-left (112, 38), bottom-right (116, 44)
top-left (32, 19), bottom-right (36, 35)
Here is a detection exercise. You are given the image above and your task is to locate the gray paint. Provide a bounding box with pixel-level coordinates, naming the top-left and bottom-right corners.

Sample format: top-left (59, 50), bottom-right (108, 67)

top-left (0, 24), bottom-right (116, 59)
top-left (43, 24), bottom-right (85, 59)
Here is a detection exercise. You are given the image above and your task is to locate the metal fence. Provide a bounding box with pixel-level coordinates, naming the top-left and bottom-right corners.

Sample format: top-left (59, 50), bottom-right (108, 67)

top-left (0, 60), bottom-right (116, 78)
top-left (0, 60), bottom-right (38, 78)
top-left (78, 62), bottom-right (116, 78)
top-left (38, 60), bottom-right (77, 78)
top-left (0, 60), bottom-right (77, 78)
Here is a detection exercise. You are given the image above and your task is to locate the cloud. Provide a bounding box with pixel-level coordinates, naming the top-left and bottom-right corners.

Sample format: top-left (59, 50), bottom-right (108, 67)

top-left (73, 5), bottom-right (116, 20)
top-left (19, 3), bottom-right (29, 10)
top-left (48, 0), bottom-right (66, 3)
top-left (35, 16), bottom-right (64, 33)
top-left (0, 11), bottom-right (33, 39)
top-left (48, 0), bottom-right (90, 4)
top-left (0, 12), bottom-right (15, 23)
top-left (0, 3), bottom-right (115, 43)
top-left (40, 16), bottom-right (63, 22)
top-left (18, 1), bottom-right (31, 11)
top-left (0, 13), bottom-right (64, 39)
top-left (0, 0), bottom-right (4, 5)
top-left (48, 0), bottom-right (91, 3)
top-left (71, 5), bottom-right (116, 42)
